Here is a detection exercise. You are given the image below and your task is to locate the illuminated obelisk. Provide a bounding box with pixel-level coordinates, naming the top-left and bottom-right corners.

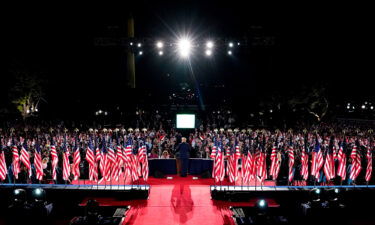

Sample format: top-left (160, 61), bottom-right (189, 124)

top-left (127, 14), bottom-right (136, 88)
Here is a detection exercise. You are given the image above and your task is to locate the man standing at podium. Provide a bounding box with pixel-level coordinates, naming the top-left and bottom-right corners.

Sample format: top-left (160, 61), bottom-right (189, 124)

top-left (175, 137), bottom-right (191, 177)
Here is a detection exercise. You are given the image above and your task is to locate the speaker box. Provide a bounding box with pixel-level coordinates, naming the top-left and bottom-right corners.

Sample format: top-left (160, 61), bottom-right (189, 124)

top-left (200, 170), bottom-right (211, 178)
top-left (154, 170), bottom-right (165, 178)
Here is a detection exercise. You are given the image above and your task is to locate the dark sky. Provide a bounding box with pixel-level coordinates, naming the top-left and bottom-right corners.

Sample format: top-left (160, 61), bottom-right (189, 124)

top-left (3, 1), bottom-right (374, 118)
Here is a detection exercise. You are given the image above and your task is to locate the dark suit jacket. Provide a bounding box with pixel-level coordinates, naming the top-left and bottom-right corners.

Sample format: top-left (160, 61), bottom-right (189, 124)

top-left (176, 142), bottom-right (191, 159)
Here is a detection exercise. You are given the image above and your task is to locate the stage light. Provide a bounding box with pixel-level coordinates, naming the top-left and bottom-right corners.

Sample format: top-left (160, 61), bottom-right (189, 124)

top-left (156, 41), bottom-right (164, 48)
top-left (361, 105), bottom-right (366, 109)
top-left (228, 50), bottom-right (232, 55)
top-left (177, 38), bottom-right (192, 58)
top-left (32, 188), bottom-right (46, 202)
top-left (257, 199), bottom-right (267, 208)
top-left (371, 106), bottom-right (374, 110)
top-left (13, 189), bottom-right (26, 203)
top-left (237, 42), bottom-right (240, 46)
top-left (205, 49), bottom-right (212, 56)
top-left (228, 42), bottom-right (234, 47)
top-left (206, 41), bottom-right (214, 49)
top-left (130, 42), bottom-right (133, 46)
top-left (35, 108), bottom-right (38, 112)
top-left (139, 51), bottom-right (143, 55)
top-left (98, 110), bottom-right (102, 114)
top-left (347, 105), bottom-right (350, 109)
top-left (137, 43), bottom-right (142, 47)
top-left (311, 188), bottom-right (321, 202)
top-left (334, 188), bottom-right (339, 194)
top-left (158, 51), bottom-right (163, 55)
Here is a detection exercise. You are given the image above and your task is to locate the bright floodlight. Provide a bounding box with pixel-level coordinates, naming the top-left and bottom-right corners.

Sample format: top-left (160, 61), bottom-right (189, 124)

top-left (158, 51), bottom-right (163, 55)
top-left (139, 51), bottom-right (143, 55)
top-left (228, 50), bottom-right (232, 55)
top-left (371, 106), bottom-right (374, 110)
top-left (362, 105), bottom-right (366, 109)
top-left (205, 49), bottom-right (212, 56)
top-left (258, 199), bottom-right (266, 208)
top-left (228, 42), bottom-right (234, 47)
top-left (137, 43), bottom-right (142, 47)
top-left (156, 41), bottom-right (164, 48)
top-left (206, 41), bottom-right (214, 49)
top-left (177, 38), bottom-right (192, 57)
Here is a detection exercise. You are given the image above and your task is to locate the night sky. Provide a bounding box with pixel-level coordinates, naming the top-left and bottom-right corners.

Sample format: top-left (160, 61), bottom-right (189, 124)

top-left (3, 2), bottom-right (374, 119)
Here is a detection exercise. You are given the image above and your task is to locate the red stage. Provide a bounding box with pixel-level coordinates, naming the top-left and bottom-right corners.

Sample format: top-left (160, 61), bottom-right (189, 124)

top-left (79, 175), bottom-right (279, 225)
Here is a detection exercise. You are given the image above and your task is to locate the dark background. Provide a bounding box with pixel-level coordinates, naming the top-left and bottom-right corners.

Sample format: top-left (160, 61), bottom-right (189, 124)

top-left (2, 1), bottom-right (374, 122)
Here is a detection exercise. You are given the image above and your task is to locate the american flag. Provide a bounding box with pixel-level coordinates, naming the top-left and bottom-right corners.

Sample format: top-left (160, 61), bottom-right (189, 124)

top-left (62, 141), bottom-right (71, 181)
top-left (300, 146), bottom-right (309, 180)
top-left (12, 143), bottom-right (20, 179)
top-left (0, 143), bottom-right (7, 181)
top-left (130, 142), bottom-right (140, 182)
top-left (288, 146), bottom-right (295, 182)
top-left (210, 142), bottom-right (217, 159)
top-left (214, 142), bottom-right (225, 182)
top-left (349, 145), bottom-right (361, 181)
top-left (50, 142), bottom-right (58, 180)
top-left (337, 146), bottom-right (346, 179)
top-left (234, 145), bottom-right (241, 182)
top-left (365, 146), bottom-right (372, 182)
top-left (337, 145), bottom-right (347, 179)
top-left (242, 150), bottom-right (254, 184)
top-left (323, 147), bottom-right (335, 181)
top-left (20, 141), bottom-right (32, 177)
top-left (72, 140), bottom-right (81, 180)
top-left (111, 144), bottom-right (122, 181)
top-left (269, 146), bottom-right (278, 180)
top-left (138, 142), bottom-right (149, 181)
top-left (34, 143), bottom-right (43, 181)
top-left (86, 139), bottom-right (98, 181)
top-left (227, 146), bottom-right (235, 183)
top-left (311, 142), bottom-right (324, 180)
top-left (124, 138), bottom-right (133, 179)
top-left (255, 148), bottom-right (267, 183)
top-left (100, 138), bottom-right (110, 181)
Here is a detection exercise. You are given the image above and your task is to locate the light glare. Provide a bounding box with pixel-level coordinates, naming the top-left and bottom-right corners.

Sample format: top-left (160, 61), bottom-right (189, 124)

top-left (156, 41), bottom-right (163, 48)
top-left (205, 49), bottom-right (212, 56)
top-left (206, 41), bottom-right (214, 48)
top-left (177, 38), bottom-right (192, 57)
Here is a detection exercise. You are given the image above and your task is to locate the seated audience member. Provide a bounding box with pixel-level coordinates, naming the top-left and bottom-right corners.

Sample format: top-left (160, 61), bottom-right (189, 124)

top-left (160, 150), bottom-right (170, 159)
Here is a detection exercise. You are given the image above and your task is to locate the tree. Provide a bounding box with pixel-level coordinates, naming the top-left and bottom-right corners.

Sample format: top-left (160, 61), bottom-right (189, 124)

top-left (288, 85), bottom-right (329, 122)
top-left (10, 70), bottom-right (45, 120)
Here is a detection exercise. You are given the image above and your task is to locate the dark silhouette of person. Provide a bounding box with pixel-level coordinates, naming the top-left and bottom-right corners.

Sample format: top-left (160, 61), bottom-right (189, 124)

top-left (175, 137), bottom-right (190, 177)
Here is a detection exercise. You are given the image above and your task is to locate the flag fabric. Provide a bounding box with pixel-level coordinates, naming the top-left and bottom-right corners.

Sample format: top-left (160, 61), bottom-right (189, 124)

top-left (138, 143), bottom-right (149, 181)
top-left (349, 145), bottom-right (362, 181)
top-left (300, 146), bottom-right (309, 180)
top-left (20, 142), bottom-right (32, 177)
top-left (269, 146), bottom-right (278, 179)
top-left (214, 143), bottom-right (225, 182)
top-left (0, 145), bottom-right (7, 181)
top-left (100, 139), bottom-right (111, 181)
top-left (227, 146), bottom-right (235, 183)
top-left (311, 143), bottom-right (324, 180)
top-left (124, 138), bottom-right (133, 179)
top-left (12, 145), bottom-right (20, 179)
top-left (72, 143), bottom-right (81, 180)
top-left (255, 149), bottom-right (267, 182)
top-left (337, 145), bottom-right (347, 179)
top-left (62, 143), bottom-right (71, 181)
top-left (234, 145), bottom-right (241, 182)
top-left (210, 145), bottom-right (217, 159)
top-left (50, 144), bottom-right (58, 180)
top-left (323, 148), bottom-right (335, 181)
top-left (243, 151), bottom-right (254, 184)
top-left (34, 143), bottom-right (43, 181)
top-left (86, 139), bottom-right (98, 181)
top-left (365, 146), bottom-right (372, 182)
top-left (130, 144), bottom-right (140, 182)
top-left (288, 146), bottom-right (295, 182)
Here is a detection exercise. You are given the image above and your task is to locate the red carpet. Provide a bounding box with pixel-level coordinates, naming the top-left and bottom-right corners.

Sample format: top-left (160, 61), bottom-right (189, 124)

top-left (80, 175), bottom-right (274, 225)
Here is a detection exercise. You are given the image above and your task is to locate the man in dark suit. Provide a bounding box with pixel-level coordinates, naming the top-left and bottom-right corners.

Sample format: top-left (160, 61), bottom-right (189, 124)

top-left (175, 137), bottom-right (191, 177)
